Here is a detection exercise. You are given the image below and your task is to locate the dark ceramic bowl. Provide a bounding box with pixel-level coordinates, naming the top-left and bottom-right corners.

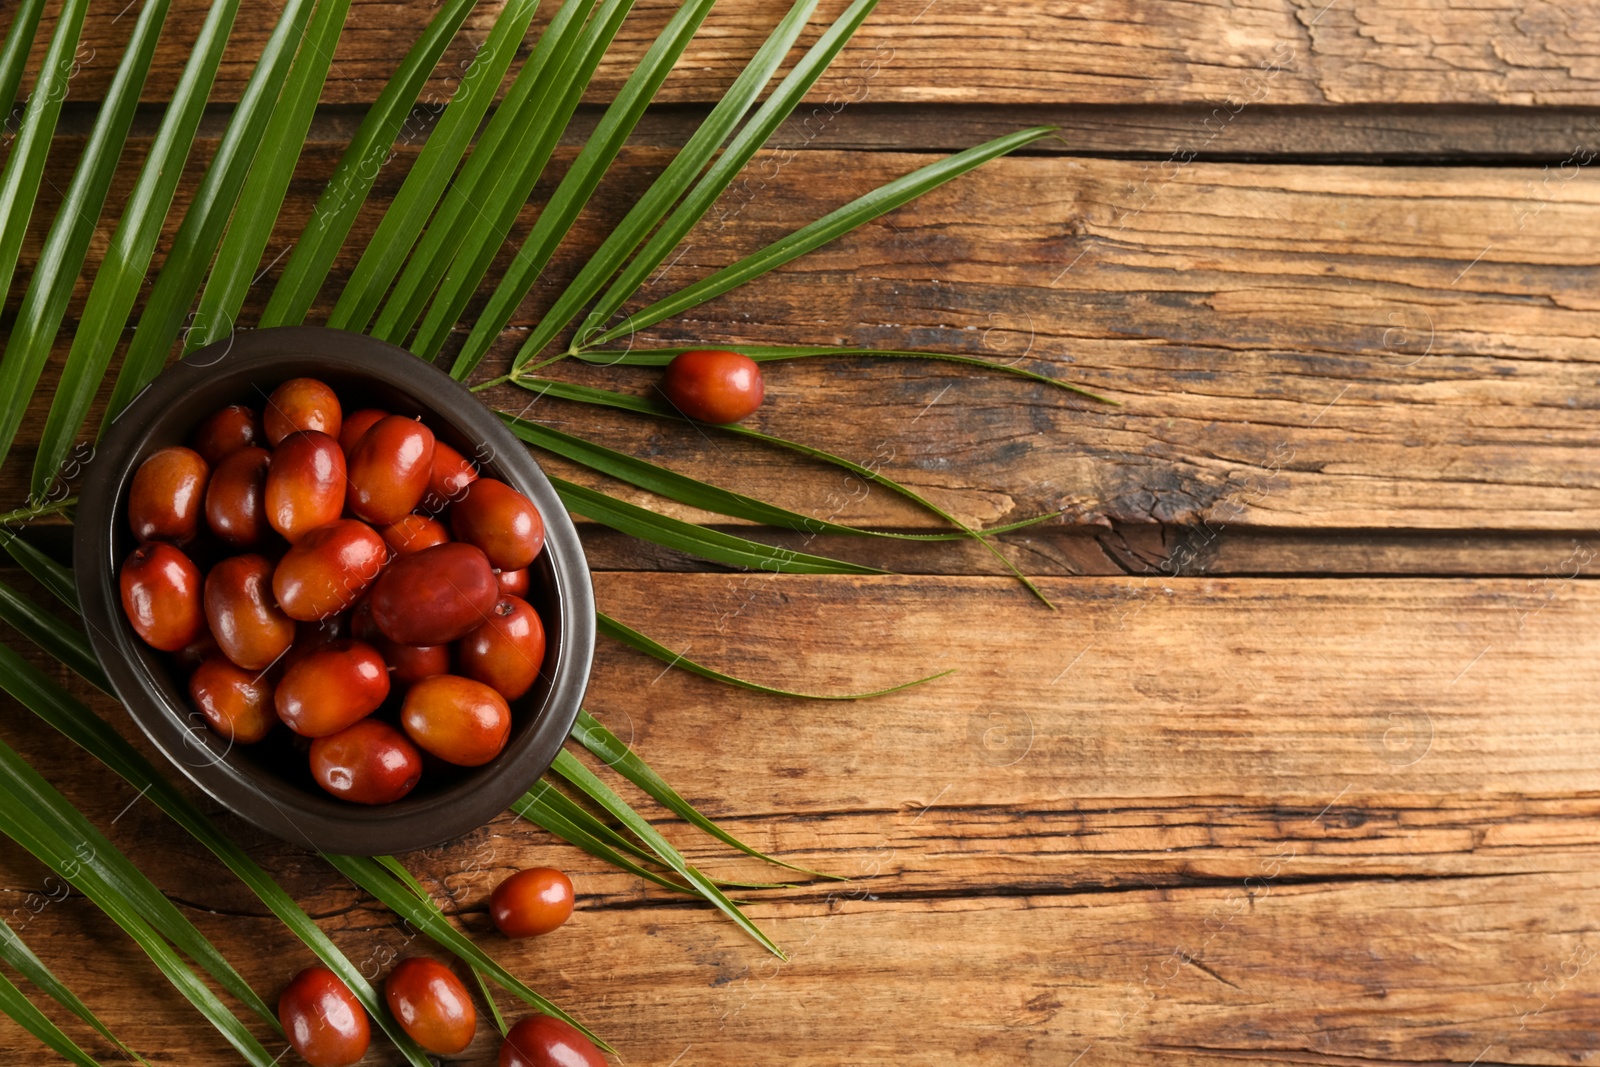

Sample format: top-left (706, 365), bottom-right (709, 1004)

top-left (75, 327), bottom-right (594, 855)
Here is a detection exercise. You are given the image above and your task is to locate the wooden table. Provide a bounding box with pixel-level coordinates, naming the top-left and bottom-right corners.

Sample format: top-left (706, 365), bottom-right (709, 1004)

top-left (4, 0), bottom-right (1599, 1063)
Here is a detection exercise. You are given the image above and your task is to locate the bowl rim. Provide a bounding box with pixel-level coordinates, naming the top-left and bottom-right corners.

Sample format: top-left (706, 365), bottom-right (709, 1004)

top-left (74, 326), bottom-right (594, 855)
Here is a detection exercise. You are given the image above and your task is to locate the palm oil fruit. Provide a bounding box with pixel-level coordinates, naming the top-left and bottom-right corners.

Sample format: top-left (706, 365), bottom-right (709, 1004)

top-left (369, 542), bottom-right (498, 645)
top-left (661, 348), bottom-right (765, 424)
top-left (188, 657), bottom-right (276, 744)
top-left (450, 478), bottom-right (545, 571)
top-left (263, 377), bottom-right (342, 446)
top-left (345, 414), bottom-right (435, 525)
top-left (383, 957), bottom-right (476, 1054)
top-left (189, 403), bottom-right (262, 466)
top-left (272, 519), bottom-right (387, 621)
top-left (204, 554), bottom-right (295, 671)
top-left (309, 720), bottom-right (422, 805)
top-left (265, 430), bottom-right (346, 542)
top-left (204, 445), bottom-right (271, 548)
top-left (128, 446), bottom-right (209, 544)
top-left (126, 378), bottom-right (554, 802)
top-left (490, 867), bottom-right (574, 938)
top-left (275, 640), bottom-right (390, 737)
top-left (278, 966), bottom-right (369, 1067)
top-left (400, 675), bottom-right (511, 766)
top-left (120, 543), bottom-right (205, 651)
top-left (499, 1015), bottom-right (604, 1067)
top-left (459, 596), bottom-right (545, 700)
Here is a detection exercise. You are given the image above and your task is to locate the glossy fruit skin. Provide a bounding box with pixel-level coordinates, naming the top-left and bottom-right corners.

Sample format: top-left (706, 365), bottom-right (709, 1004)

top-left (275, 640), bottom-right (390, 737)
top-left (337, 408), bottom-right (388, 453)
top-left (204, 445), bottom-right (271, 548)
top-left (369, 542), bottom-right (498, 645)
top-left (204, 554), bottom-right (295, 670)
top-left (494, 568), bottom-right (530, 597)
top-left (120, 543), bottom-right (205, 651)
top-left (490, 868), bottom-right (573, 939)
top-left (272, 519), bottom-right (387, 621)
top-left (424, 440), bottom-right (478, 511)
top-left (128, 446), bottom-right (209, 544)
top-left (401, 675), bottom-right (511, 767)
top-left (499, 1015), bottom-right (604, 1067)
top-left (190, 404), bottom-right (263, 466)
top-left (379, 514), bottom-right (449, 556)
top-left (383, 958), bottom-right (476, 1054)
top-left (346, 415), bottom-right (436, 525)
top-left (264, 378), bottom-right (342, 446)
top-left (309, 719), bottom-right (422, 805)
top-left (188, 656), bottom-right (276, 744)
top-left (384, 641), bottom-right (450, 686)
top-left (450, 479), bottom-right (544, 571)
top-left (661, 349), bottom-right (765, 424)
top-left (460, 596), bottom-right (545, 700)
top-left (266, 431), bottom-right (347, 542)
top-left (278, 966), bottom-right (370, 1067)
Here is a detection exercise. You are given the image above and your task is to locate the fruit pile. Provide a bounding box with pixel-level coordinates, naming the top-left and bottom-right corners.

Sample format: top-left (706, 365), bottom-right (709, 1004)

top-left (117, 378), bottom-right (547, 804)
top-left (279, 866), bottom-right (598, 1065)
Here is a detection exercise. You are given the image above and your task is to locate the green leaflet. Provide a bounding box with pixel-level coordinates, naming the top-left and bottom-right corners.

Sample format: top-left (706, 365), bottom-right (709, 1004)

top-left (326, 0), bottom-right (542, 333)
top-left (0, 0), bottom-right (46, 118)
top-left (0, 919), bottom-right (146, 1065)
top-left (552, 750), bottom-right (785, 957)
top-left (551, 475), bottom-right (884, 575)
top-left (0, 527), bottom-right (77, 609)
top-left (35, 0), bottom-right (243, 494)
top-left (372, 0), bottom-right (601, 347)
top-left (101, 0), bottom-right (318, 427)
top-left (410, 0), bottom-right (652, 363)
top-left (184, 0), bottom-right (353, 353)
top-left (0, 0), bottom-right (170, 488)
top-left (477, 0), bottom-right (820, 374)
top-left (587, 127), bottom-right (1057, 347)
top-left (0, 0), bottom-right (90, 328)
top-left (572, 709), bottom-right (845, 879)
top-left (574, 344), bottom-right (1113, 403)
top-left (0, 965), bottom-right (108, 1067)
top-left (262, 0), bottom-right (480, 326)
top-left (572, 0), bottom-right (879, 351)
top-left (596, 610), bottom-right (950, 701)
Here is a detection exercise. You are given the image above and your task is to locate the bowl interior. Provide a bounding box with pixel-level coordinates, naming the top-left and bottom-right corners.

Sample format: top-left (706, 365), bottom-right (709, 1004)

top-left (76, 329), bottom-right (593, 854)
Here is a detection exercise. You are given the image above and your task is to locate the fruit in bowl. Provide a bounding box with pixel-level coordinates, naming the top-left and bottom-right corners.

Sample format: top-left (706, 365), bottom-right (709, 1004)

top-left (117, 377), bottom-right (550, 806)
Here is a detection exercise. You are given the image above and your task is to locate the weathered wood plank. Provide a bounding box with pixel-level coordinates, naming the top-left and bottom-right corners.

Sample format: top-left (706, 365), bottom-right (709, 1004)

top-left (18, 0), bottom-right (1600, 108)
top-left (8, 142), bottom-right (1600, 532)
top-left (0, 569), bottom-right (1595, 1062)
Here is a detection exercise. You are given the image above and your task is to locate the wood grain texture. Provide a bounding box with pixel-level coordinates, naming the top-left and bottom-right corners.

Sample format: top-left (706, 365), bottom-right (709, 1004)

top-left (16, 0), bottom-right (1600, 108)
top-left (9, 141), bottom-right (1600, 533)
top-left (0, 570), bottom-right (1597, 1064)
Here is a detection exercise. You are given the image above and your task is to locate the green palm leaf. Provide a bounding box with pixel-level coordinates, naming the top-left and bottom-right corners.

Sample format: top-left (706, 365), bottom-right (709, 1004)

top-left (552, 750), bottom-right (784, 957)
top-left (570, 0), bottom-right (878, 353)
top-left (0, 0), bottom-right (90, 328)
top-left (552, 474), bottom-right (883, 574)
top-left (101, 0), bottom-right (319, 426)
top-left (184, 0), bottom-right (352, 352)
top-left (456, 0), bottom-right (820, 376)
top-left (0, 0), bottom-right (170, 485)
top-left (0, 0), bottom-right (46, 117)
top-left (262, 0), bottom-right (480, 326)
top-left (0, 527), bottom-right (75, 607)
top-left (371, 0), bottom-right (601, 347)
top-left (0, 920), bottom-right (146, 1064)
top-left (576, 344), bottom-right (1112, 402)
top-left (0, 966), bottom-right (109, 1067)
top-left (587, 126), bottom-right (1055, 347)
top-left (33, 0), bottom-right (244, 495)
top-left (326, 0), bottom-right (542, 334)
top-left (409, 0), bottom-right (665, 363)
top-left (596, 611), bottom-right (950, 701)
